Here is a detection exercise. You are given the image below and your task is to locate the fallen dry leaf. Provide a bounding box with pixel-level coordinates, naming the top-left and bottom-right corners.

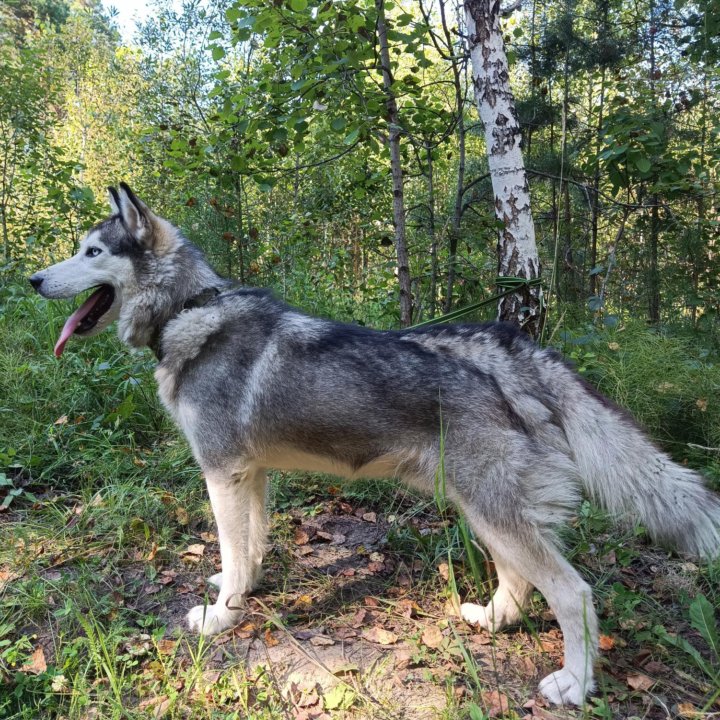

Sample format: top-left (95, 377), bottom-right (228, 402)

top-left (438, 562), bottom-right (450, 581)
top-left (421, 625), bottom-right (444, 649)
top-left (334, 628), bottom-right (357, 640)
top-left (297, 688), bottom-right (320, 708)
top-left (696, 398), bottom-right (708, 412)
top-left (137, 695), bottom-right (171, 719)
top-left (362, 626), bottom-right (398, 645)
top-left (607, 342), bottom-right (620, 351)
top-left (146, 542), bottom-right (158, 562)
top-left (0, 569), bottom-right (17, 588)
top-left (175, 507), bottom-right (189, 525)
top-left (200, 531), bottom-right (217, 542)
top-left (264, 628), bottom-right (279, 647)
top-left (677, 702), bottom-right (703, 718)
top-left (350, 609), bottom-right (368, 628)
top-left (202, 670), bottom-right (221, 685)
top-left (21, 647), bottom-right (47, 675)
top-left (626, 673), bottom-right (654, 691)
top-left (156, 639), bottom-right (177, 655)
top-left (180, 544), bottom-right (205, 563)
top-left (294, 527), bottom-right (312, 545)
top-left (598, 634), bottom-right (615, 651)
top-left (158, 569), bottom-right (177, 585)
top-left (309, 635), bottom-right (335, 647)
top-left (396, 599), bottom-right (419, 618)
top-left (295, 594), bottom-right (314, 609)
top-left (362, 512), bottom-right (377, 523)
top-left (481, 689), bottom-right (512, 718)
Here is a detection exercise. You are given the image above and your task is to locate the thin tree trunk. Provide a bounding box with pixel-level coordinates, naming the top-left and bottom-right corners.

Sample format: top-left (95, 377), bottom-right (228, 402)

top-left (376, 0), bottom-right (412, 326)
top-left (426, 143), bottom-right (438, 318)
top-left (589, 67), bottom-right (606, 297)
top-left (647, 0), bottom-right (660, 324)
top-left (440, 0), bottom-right (466, 313)
top-left (562, 180), bottom-right (573, 299)
top-left (465, 0), bottom-right (543, 336)
top-left (235, 174), bottom-right (246, 285)
top-left (648, 199), bottom-right (660, 323)
top-left (692, 74), bottom-right (708, 326)
top-left (1, 205), bottom-right (9, 263)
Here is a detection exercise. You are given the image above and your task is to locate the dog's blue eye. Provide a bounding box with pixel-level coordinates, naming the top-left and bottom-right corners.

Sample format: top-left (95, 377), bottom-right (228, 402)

top-left (86, 247), bottom-right (102, 257)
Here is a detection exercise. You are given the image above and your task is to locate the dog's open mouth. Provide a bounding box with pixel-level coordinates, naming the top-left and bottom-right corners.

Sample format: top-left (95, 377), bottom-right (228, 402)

top-left (54, 285), bottom-right (116, 358)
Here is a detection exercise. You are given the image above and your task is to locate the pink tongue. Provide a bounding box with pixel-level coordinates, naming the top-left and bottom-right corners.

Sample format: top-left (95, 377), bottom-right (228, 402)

top-left (54, 288), bottom-right (107, 358)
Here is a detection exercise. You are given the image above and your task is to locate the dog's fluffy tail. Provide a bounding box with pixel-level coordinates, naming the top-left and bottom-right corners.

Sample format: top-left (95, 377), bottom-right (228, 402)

top-left (563, 376), bottom-right (720, 559)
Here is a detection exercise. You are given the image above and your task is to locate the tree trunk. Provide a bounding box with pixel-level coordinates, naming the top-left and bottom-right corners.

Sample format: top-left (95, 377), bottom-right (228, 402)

top-left (440, 0), bottom-right (466, 313)
top-left (465, 0), bottom-right (543, 336)
top-left (589, 68), bottom-right (606, 298)
top-left (648, 198), bottom-right (660, 323)
top-left (647, 0), bottom-right (660, 324)
top-left (1, 205), bottom-right (9, 263)
top-left (426, 143), bottom-right (438, 318)
top-left (376, 0), bottom-right (413, 326)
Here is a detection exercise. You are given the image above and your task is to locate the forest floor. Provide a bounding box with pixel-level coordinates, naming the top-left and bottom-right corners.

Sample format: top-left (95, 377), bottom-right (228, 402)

top-left (1, 469), bottom-right (719, 720)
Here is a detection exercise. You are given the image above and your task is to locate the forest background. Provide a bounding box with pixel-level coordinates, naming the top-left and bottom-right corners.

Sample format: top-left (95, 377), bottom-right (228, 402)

top-left (1, 0), bottom-right (720, 718)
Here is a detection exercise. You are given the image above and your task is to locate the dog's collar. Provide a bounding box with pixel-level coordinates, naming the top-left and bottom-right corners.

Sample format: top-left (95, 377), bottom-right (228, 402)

top-left (149, 286), bottom-right (223, 361)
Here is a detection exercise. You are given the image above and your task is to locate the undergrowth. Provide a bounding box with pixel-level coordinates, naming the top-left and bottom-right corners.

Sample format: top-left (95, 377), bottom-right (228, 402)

top-left (1, 283), bottom-right (719, 718)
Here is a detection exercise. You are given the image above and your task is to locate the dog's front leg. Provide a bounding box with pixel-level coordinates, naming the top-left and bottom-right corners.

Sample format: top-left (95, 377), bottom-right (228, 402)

top-left (187, 466), bottom-right (268, 635)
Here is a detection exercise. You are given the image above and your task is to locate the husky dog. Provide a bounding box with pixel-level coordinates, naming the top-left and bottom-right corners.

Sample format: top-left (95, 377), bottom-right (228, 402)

top-left (29, 184), bottom-right (720, 705)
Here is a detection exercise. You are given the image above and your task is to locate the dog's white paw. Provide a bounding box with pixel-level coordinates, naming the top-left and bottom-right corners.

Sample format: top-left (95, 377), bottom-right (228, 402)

top-left (538, 668), bottom-right (590, 706)
top-left (186, 603), bottom-right (239, 635)
top-left (207, 572), bottom-right (223, 589)
top-left (461, 602), bottom-right (503, 631)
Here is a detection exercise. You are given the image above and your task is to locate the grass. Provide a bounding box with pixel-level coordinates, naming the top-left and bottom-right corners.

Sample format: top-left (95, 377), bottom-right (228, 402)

top-left (1, 283), bottom-right (720, 718)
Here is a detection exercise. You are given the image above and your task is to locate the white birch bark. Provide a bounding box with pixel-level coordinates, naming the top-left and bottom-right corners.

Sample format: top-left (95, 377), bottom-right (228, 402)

top-left (465, 0), bottom-right (543, 336)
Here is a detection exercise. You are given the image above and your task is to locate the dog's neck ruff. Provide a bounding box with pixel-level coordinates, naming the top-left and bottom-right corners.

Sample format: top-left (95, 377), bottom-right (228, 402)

top-left (149, 286), bottom-right (222, 361)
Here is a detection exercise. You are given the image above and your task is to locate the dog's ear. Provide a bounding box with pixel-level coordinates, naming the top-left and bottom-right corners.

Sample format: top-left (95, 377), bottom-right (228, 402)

top-left (108, 186), bottom-right (121, 215)
top-left (117, 183), bottom-right (151, 244)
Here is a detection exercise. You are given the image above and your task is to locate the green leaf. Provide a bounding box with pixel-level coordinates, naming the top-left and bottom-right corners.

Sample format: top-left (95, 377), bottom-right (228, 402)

top-left (290, 0), bottom-right (307, 10)
top-left (634, 155), bottom-right (652, 173)
top-left (655, 625), bottom-right (718, 681)
top-left (343, 128), bottom-right (360, 145)
top-left (324, 685), bottom-right (355, 710)
top-left (331, 117), bottom-right (347, 132)
top-left (689, 594), bottom-right (720, 660)
top-left (255, 177), bottom-right (276, 192)
top-left (211, 45), bottom-right (225, 61)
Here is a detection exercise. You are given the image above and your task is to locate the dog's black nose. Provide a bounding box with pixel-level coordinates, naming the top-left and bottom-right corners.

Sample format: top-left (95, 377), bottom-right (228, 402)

top-left (29, 274), bottom-right (44, 290)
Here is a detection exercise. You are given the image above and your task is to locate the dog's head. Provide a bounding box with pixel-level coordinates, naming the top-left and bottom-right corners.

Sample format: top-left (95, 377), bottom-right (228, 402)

top-left (29, 183), bottom-right (181, 357)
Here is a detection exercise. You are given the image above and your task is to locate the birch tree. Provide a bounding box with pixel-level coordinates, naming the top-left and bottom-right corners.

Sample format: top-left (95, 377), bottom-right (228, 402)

top-left (465, 0), bottom-right (544, 336)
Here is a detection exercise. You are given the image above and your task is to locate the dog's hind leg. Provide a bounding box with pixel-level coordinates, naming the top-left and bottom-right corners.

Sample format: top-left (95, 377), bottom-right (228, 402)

top-left (461, 554), bottom-right (533, 631)
top-left (187, 465), bottom-right (268, 635)
top-left (462, 516), bottom-right (598, 705)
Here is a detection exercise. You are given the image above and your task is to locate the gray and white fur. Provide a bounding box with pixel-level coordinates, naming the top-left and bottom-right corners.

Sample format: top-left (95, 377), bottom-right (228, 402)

top-left (29, 184), bottom-right (720, 706)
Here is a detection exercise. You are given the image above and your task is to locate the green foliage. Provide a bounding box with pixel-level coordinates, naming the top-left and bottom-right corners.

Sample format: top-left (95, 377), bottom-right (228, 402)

top-left (559, 320), bottom-right (720, 463)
